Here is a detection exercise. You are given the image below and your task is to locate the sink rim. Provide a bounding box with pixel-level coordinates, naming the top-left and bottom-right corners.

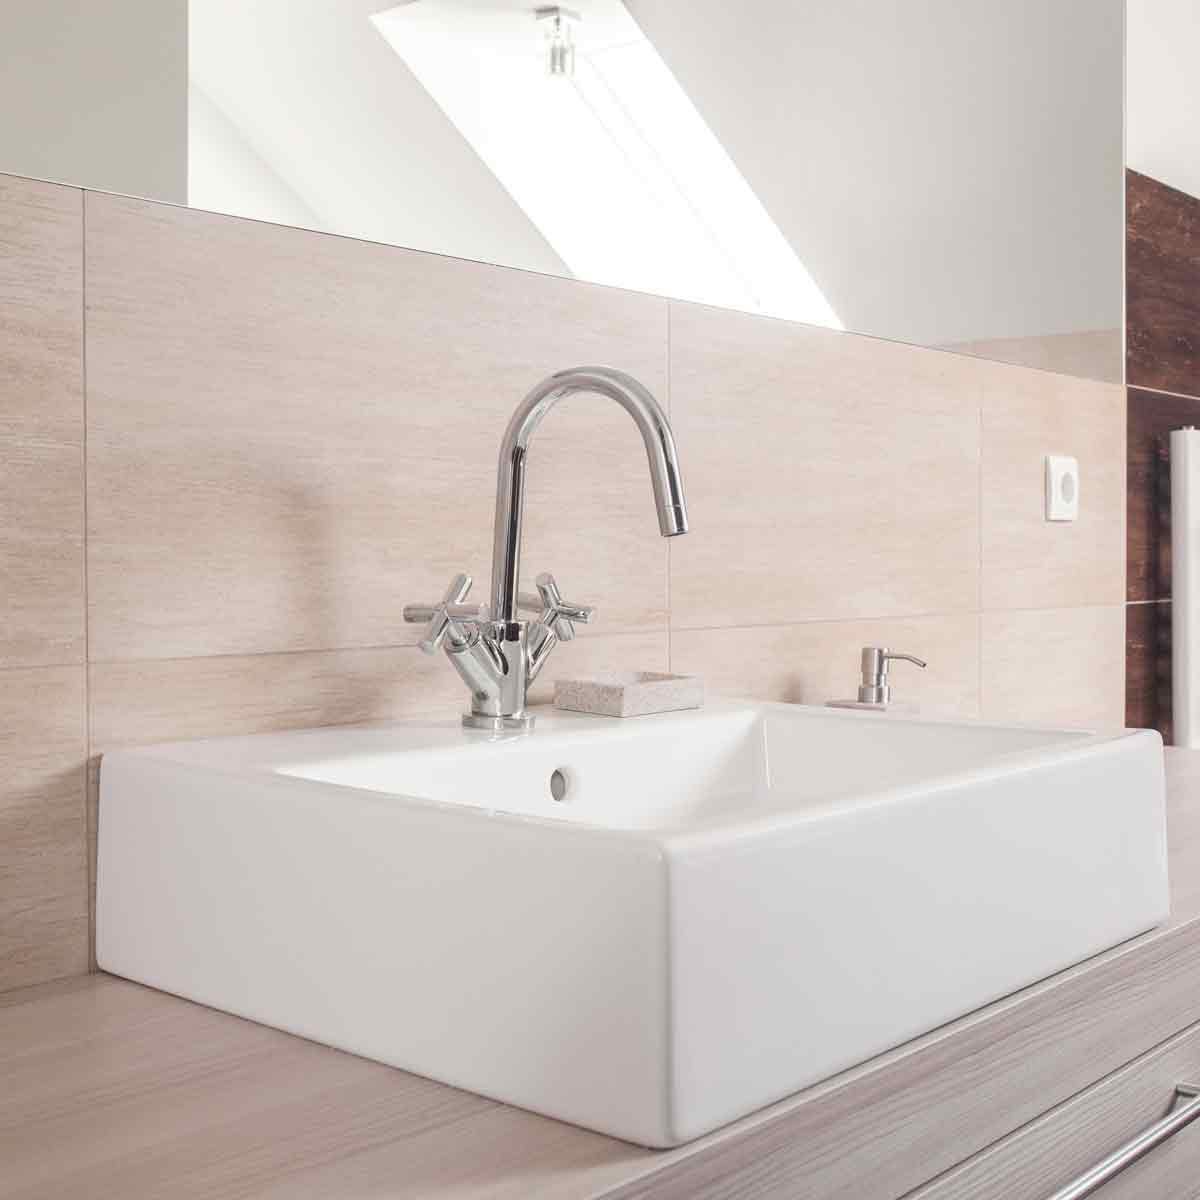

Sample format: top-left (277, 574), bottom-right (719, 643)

top-left (100, 700), bottom-right (1163, 849)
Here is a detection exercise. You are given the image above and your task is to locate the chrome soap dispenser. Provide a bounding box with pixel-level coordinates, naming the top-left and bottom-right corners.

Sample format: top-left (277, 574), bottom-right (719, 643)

top-left (828, 646), bottom-right (926, 712)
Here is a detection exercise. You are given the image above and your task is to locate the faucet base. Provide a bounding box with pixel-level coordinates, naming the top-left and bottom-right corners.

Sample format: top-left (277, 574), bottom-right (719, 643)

top-left (462, 712), bottom-right (536, 733)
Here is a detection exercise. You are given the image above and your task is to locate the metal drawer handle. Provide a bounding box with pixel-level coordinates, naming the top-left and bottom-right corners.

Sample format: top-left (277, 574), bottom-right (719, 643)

top-left (1046, 1083), bottom-right (1200, 1199)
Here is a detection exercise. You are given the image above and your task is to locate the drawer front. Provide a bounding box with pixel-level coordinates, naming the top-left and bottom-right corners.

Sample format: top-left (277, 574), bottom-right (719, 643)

top-left (1093, 1122), bottom-right (1200, 1199)
top-left (909, 1019), bottom-right (1200, 1200)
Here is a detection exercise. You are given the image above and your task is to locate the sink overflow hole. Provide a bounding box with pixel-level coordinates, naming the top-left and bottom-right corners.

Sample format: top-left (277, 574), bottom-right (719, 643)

top-left (550, 769), bottom-right (570, 803)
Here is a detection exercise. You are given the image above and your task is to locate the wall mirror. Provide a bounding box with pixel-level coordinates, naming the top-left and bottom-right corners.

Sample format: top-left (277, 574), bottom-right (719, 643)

top-left (0, 0), bottom-right (1124, 382)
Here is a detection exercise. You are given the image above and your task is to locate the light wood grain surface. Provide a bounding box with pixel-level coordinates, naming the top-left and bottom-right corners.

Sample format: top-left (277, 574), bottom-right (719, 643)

top-left (84, 193), bottom-right (670, 662)
top-left (0, 174), bottom-right (84, 670)
top-left (0, 178), bottom-right (88, 989)
top-left (666, 302), bottom-right (983, 629)
top-left (981, 606), bottom-right (1128, 730)
top-left (0, 667), bottom-right (87, 992)
top-left (87, 634), bottom-right (669, 753)
top-left (3, 750), bottom-right (1199, 1200)
top-left (908, 1018), bottom-right (1200, 1199)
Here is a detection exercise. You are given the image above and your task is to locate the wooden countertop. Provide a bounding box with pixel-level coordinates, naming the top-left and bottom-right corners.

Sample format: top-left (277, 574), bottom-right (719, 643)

top-left (5, 750), bottom-right (1200, 1200)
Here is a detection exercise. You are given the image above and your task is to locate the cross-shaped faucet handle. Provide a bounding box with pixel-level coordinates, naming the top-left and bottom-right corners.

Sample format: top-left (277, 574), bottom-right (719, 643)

top-left (519, 572), bottom-right (595, 642)
top-left (402, 573), bottom-right (487, 654)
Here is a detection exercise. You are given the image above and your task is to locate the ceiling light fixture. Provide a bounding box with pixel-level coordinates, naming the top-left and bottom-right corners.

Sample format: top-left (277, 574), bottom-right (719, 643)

top-left (537, 6), bottom-right (580, 78)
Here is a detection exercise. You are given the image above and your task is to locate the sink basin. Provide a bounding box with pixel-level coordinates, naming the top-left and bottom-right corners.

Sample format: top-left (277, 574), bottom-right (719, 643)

top-left (96, 701), bottom-right (1168, 1147)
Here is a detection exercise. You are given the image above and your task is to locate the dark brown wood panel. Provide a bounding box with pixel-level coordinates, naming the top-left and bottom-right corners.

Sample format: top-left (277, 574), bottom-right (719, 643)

top-left (1127, 386), bottom-right (1200, 603)
top-left (1128, 170), bottom-right (1200, 396)
top-left (1126, 599), bottom-right (1171, 739)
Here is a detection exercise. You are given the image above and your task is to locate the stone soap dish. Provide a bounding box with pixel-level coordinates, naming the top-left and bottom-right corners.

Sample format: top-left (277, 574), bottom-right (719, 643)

top-left (553, 671), bottom-right (703, 718)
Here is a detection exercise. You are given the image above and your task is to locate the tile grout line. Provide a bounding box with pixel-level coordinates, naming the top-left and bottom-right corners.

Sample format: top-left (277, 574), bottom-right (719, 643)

top-left (977, 400), bottom-right (985, 718)
top-left (80, 187), bottom-right (94, 972)
top-left (665, 300), bottom-right (672, 673)
top-left (2, 602), bottom-right (1137, 677)
top-left (1127, 381), bottom-right (1200, 406)
top-left (11, 602), bottom-right (1130, 678)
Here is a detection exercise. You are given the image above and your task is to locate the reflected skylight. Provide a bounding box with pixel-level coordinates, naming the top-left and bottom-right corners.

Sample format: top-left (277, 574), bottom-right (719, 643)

top-left (372, 0), bottom-right (841, 326)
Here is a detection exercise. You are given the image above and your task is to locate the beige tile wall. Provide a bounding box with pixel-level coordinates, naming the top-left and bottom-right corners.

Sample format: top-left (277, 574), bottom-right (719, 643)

top-left (0, 175), bottom-right (84, 667)
top-left (85, 196), bottom-right (671, 661)
top-left (0, 176), bottom-right (88, 990)
top-left (979, 372), bottom-right (1125, 611)
top-left (667, 304), bottom-right (983, 628)
top-left (981, 607), bottom-right (1127, 729)
top-left (0, 175), bottom-right (1127, 991)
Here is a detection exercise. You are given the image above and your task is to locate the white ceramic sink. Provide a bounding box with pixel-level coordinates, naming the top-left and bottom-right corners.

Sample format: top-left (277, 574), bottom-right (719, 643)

top-left (96, 702), bottom-right (1168, 1147)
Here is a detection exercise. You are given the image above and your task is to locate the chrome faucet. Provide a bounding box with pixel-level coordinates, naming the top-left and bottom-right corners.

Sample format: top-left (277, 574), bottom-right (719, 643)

top-left (404, 366), bottom-right (689, 732)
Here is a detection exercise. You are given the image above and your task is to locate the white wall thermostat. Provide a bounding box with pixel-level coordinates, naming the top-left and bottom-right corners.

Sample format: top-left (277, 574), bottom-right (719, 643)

top-left (1045, 454), bottom-right (1079, 522)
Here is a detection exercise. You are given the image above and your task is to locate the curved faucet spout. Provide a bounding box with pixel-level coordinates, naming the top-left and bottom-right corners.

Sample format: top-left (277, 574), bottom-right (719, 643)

top-left (490, 366), bottom-right (689, 625)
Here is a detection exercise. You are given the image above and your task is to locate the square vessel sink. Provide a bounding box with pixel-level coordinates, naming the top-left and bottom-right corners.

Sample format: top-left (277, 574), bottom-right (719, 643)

top-left (97, 702), bottom-right (1168, 1147)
